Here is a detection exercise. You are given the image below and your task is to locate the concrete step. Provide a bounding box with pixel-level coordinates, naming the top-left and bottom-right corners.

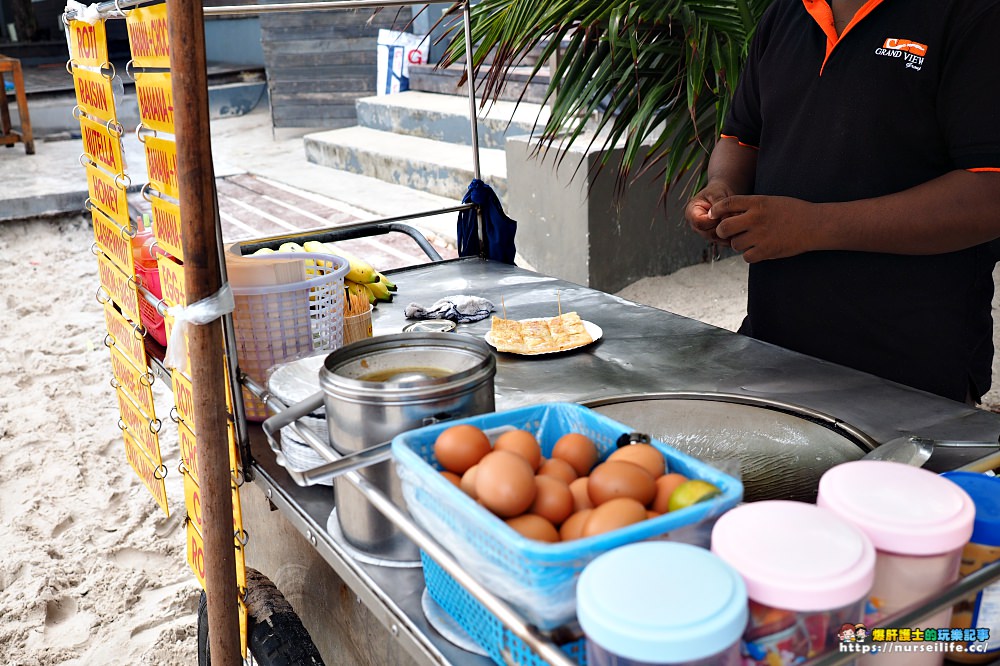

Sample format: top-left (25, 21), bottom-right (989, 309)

top-left (303, 125), bottom-right (507, 201)
top-left (408, 63), bottom-right (550, 105)
top-left (355, 91), bottom-right (547, 149)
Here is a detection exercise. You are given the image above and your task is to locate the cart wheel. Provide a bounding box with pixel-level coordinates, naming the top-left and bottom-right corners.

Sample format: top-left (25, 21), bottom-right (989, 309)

top-left (198, 568), bottom-right (324, 666)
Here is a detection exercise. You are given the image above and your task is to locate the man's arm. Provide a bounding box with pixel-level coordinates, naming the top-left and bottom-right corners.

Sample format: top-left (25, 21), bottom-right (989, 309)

top-left (709, 170), bottom-right (1000, 262)
top-left (684, 137), bottom-right (759, 246)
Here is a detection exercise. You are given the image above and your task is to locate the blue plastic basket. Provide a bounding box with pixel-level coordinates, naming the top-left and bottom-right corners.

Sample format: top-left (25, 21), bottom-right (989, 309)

top-left (392, 402), bottom-right (744, 638)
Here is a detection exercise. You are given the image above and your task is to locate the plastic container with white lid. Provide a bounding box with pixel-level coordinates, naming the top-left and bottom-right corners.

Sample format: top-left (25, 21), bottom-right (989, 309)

top-left (576, 542), bottom-right (748, 665)
top-left (711, 500), bottom-right (876, 665)
top-left (940, 471), bottom-right (1000, 664)
top-left (817, 461), bottom-right (975, 666)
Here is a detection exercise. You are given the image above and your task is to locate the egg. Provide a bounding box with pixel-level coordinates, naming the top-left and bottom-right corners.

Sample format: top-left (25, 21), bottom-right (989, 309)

top-left (608, 443), bottom-right (666, 478)
top-left (582, 497), bottom-right (648, 537)
top-left (506, 514), bottom-right (560, 542)
top-left (494, 429), bottom-right (542, 470)
top-left (529, 475), bottom-right (574, 526)
top-left (568, 477), bottom-right (594, 512)
top-left (587, 460), bottom-right (656, 506)
top-left (559, 509), bottom-right (592, 541)
top-left (475, 450), bottom-right (537, 518)
top-left (460, 464), bottom-right (479, 499)
top-left (434, 424), bottom-right (492, 475)
top-left (551, 432), bottom-right (599, 477)
top-left (441, 471), bottom-right (462, 488)
top-left (651, 472), bottom-right (689, 513)
top-left (537, 457), bottom-right (578, 485)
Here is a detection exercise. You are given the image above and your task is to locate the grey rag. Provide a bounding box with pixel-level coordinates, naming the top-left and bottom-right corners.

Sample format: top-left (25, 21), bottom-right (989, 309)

top-left (404, 295), bottom-right (495, 323)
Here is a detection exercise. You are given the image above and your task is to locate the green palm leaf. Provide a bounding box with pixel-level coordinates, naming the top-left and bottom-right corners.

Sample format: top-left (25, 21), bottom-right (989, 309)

top-left (440, 0), bottom-right (773, 196)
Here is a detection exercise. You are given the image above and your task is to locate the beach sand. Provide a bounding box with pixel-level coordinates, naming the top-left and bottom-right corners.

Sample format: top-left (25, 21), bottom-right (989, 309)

top-left (2, 214), bottom-right (998, 664)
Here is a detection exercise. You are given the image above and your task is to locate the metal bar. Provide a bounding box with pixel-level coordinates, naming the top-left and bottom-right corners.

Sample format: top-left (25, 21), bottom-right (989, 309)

top-left (235, 218), bottom-right (452, 261)
top-left (168, 1), bottom-right (242, 663)
top-left (66, 0), bottom-right (465, 21)
top-left (242, 378), bottom-right (579, 666)
top-left (461, 1), bottom-right (482, 183)
top-left (803, 558), bottom-right (1000, 666)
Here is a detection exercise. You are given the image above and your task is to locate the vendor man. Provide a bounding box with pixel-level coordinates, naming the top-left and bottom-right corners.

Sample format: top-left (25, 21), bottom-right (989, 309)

top-left (685, 0), bottom-right (1000, 404)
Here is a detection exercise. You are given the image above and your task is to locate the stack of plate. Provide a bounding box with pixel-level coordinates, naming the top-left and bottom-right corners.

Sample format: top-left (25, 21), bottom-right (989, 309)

top-left (266, 353), bottom-right (333, 486)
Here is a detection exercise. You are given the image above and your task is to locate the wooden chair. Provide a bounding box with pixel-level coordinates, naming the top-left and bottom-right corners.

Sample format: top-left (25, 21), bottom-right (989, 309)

top-left (0, 55), bottom-right (35, 155)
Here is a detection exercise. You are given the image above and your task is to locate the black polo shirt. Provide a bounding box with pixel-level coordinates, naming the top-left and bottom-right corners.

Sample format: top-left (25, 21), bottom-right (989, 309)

top-left (722, 0), bottom-right (1000, 402)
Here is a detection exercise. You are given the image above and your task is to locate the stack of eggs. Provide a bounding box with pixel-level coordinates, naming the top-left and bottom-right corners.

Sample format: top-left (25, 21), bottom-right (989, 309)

top-left (433, 424), bottom-right (720, 542)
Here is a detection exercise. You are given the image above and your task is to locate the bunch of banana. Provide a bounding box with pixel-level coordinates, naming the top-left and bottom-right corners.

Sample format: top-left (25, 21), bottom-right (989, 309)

top-left (300, 240), bottom-right (397, 305)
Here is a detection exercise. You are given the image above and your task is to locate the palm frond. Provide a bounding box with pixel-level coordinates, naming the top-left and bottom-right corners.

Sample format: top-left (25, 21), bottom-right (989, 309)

top-left (440, 0), bottom-right (773, 197)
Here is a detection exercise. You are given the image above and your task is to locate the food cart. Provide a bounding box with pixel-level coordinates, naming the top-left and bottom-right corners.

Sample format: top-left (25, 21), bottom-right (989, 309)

top-left (65, 0), bottom-right (1000, 664)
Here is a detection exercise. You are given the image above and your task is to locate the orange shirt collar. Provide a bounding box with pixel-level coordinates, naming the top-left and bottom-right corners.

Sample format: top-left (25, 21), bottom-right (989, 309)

top-left (802, 0), bottom-right (886, 74)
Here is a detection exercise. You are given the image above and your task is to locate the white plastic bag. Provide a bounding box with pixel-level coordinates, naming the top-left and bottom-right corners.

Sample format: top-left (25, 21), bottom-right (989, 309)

top-left (376, 29), bottom-right (428, 95)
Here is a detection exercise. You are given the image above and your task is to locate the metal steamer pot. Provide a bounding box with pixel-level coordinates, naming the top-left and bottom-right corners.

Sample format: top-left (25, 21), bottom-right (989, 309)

top-left (319, 333), bottom-right (496, 561)
top-left (582, 393), bottom-right (877, 503)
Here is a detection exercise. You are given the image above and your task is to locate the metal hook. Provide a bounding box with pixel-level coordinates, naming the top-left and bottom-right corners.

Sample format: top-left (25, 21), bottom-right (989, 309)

top-left (155, 298), bottom-right (169, 317)
top-left (232, 468), bottom-right (245, 488)
top-left (140, 371), bottom-right (155, 388)
top-left (110, 377), bottom-right (120, 390)
top-left (117, 418), bottom-right (126, 431)
top-left (90, 242), bottom-right (100, 256)
top-left (113, 0), bottom-right (126, 16)
top-left (150, 418), bottom-right (162, 434)
top-left (126, 274), bottom-right (140, 290)
top-left (103, 333), bottom-right (115, 349)
top-left (96, 286), bottom-right (111, 305)
top-left (65, 58), bottom-right (75, 76)
top-left (72, 105), bottom-right (84, 120)
top-left (105, 118), bottom-right (124, 138)
top-left (125, 59), bottom-right (135, 81)
top-left (153, 465), bottom-right (168, 481)
top-left (234, 529), bottom-right (249, 547)
top-left (115, 172), bottom-right (132, 190)
top-left (140, 183), bottom-right (154, 203)
top-left (178, 460), bottom-right (188, 476)
top-left (169, 406), bottom-right (180, 424)
top-left (79, 153), bottom-right (92, 168)
top-left (101, 61), bottom-right (116, 81)
top-left (84, 198), bottom-right (95, 213)
top-left (131, 322), bottom-right (144, 340)
top-left (61, 11), bottom-right (71, 27)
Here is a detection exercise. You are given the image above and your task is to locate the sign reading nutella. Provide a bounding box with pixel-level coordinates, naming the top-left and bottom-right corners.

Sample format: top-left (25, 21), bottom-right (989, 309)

top-left (109, 343), bottom-right (156, 418)
top-left (144, 135), bottom-right (179, 199)
top-left (126, 4), bottom-right (171, 69)
top-left (86, 161), bottom-right (129, 227)
top-left (116, 387), bottom-right (161, 468)
top-left (134, 72), bottom-right (175, 134)
top-left (69, 19), bottom-right (108, 68)
top-left (92, 208), bottom-right (133, 276)
top-left (72, 66), bottom-right (117, 123)
top-left (123, 429), bottom-right (169, 516)
top-left (171, 369), bottom-right (196, 432)
top-left (157, 253), bottom-right (187, 309)
top-left (104, 301), bottom-right (146, 369)
top-left (80, 114), bottom-right (124, 176)
top-left (151, 196), bottom-right (183, 261)
top-left (97, 250), bottom-right (140, 323)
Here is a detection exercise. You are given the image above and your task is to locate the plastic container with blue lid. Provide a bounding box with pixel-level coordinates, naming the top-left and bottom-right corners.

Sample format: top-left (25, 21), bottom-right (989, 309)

top-left (941, 472), bottom-right (1000, 664)
top-left (576, 542), bottom-right (748, 665)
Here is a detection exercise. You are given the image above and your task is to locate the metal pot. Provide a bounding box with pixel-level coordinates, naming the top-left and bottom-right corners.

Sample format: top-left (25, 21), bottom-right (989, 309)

top-left (320, 332), bottom-right (496, 560)
top-left (583, 392), bottom-right (876, 502)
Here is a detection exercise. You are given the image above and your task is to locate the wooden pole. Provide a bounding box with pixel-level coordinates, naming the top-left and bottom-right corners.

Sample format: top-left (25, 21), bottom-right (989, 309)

top-left (167, 3), bottom-right (241, 665)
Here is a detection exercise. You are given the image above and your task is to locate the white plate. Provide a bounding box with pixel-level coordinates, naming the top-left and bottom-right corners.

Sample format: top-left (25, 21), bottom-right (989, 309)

top-left (484, 319), bottom-right (603, 355)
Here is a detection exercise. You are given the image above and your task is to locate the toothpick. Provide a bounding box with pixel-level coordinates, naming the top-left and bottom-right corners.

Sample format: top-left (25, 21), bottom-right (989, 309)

top-left (501, 293), bottom-right (507, 319)
top-left (557, 290), bottom-right (562, 317)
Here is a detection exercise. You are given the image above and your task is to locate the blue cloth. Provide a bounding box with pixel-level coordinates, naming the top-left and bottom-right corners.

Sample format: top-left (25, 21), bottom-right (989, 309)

top-left (457, 179), bottom-right (517, 264)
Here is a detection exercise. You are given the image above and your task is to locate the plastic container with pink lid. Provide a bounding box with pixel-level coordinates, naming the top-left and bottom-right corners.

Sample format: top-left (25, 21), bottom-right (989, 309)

top-left (817, 460), bottom-right (975, 666)
top-left (711, 500), bottom-right (876, 665)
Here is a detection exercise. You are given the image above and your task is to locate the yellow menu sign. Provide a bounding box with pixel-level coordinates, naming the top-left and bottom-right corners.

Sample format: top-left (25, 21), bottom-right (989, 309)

top-left (97, 250), bottom-right (140, 323)
top-left (68, 19), bottom-right (109, 68)
top-left (150, 196), bottom-right (183, 260)
top-left (158, 253), bottom-right (187, 309)
top-left (123, 429), bottom-right (168, 516)
top-left (135, 72), bottom-right (175, 134)
top-left (116, 388), bottom-right (161, 468)
top-left (72, 66), bottom-right (117, 123)
top-left (126, 4), bottom-right (170, 69)
top-left (186, 519), bottom-right (207, 588)
top-left (109, 344), bottom-right (156, 418)
top-left (92, 208), bottom-right (134, 277)
top-left (144, 135), bottom-right (179, 199)
top-left (103, 301), bottom-right (146, 369)
top-left (171, 369), bottom-right (196, 432)
top-left (179, 420), bottom-right (199, 485)
top-left (86, 161), bottom-right (129, 227)
top-left (80, 114), bottom-right (124, 177)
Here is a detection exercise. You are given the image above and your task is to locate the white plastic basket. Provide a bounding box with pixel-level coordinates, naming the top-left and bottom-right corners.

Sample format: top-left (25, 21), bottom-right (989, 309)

top-left (231, 252), bottom-right (348, 421)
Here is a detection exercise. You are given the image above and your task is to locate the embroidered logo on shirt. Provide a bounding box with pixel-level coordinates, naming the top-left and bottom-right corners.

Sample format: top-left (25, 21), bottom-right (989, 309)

top-left (875, 38), bottom-right (927, 70)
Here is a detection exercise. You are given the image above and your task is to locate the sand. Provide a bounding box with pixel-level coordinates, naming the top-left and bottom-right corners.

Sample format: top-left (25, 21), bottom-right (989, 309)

top-left (3, 214), bottom-right (999, 665)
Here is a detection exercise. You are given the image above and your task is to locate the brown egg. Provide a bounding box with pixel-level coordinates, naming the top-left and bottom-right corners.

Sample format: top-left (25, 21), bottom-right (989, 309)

top-left (582, 497), bottom-right (648, 537)
top-left (460, 465), bottom-right (479, 499)
top-left (475, 451), bottom-right (537, 518)
top-left (494, 429), bottom-right (542, 470)
top-left (646, 509), bottom-right (661, 520)
top-left (568, 477), bottom-right (594, 512)
top-left (441, 471), bottom-right (462, 488)
top-left (551, 433), bottom-right (600, 477)
top-left (529, 476), bottom-right (574, 526)
top-left (537, 457), bottom-right (578, 485)
top-left (651, 472), bottom-right (689, 513)
top-left (588, 461), bottom-right (656, 506)
top-left (434, 424), bottom-right (492, 475)
top-left (559, 509), bottom-right (592, 541)
top-left (608, 443), bottom-right (666, 478)
top-left (506, 514), bottom-right (560, 542)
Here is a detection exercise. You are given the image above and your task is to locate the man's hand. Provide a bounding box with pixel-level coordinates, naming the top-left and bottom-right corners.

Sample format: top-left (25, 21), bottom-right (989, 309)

top-left (685, 181), bottom-right (736, 247)
top-left (710, 195), bottom-right (818, 263)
